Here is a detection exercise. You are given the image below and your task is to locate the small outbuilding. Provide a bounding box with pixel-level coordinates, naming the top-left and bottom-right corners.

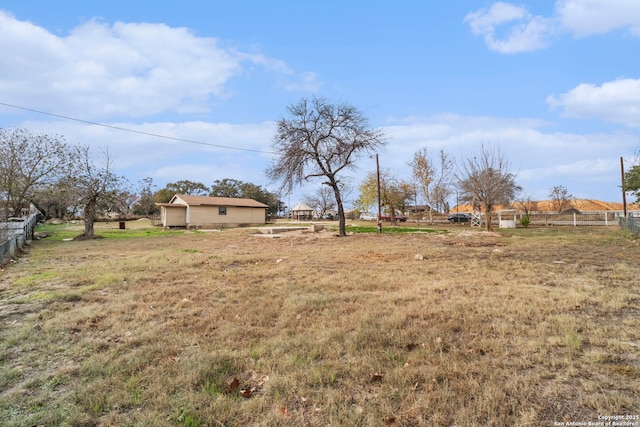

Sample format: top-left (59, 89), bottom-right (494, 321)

top-left (498, 209), bottom-right (517, 229)
top-left (291, 203), bottom-right (314, 220)
top-left (156, 194), bottom-right (268, 228)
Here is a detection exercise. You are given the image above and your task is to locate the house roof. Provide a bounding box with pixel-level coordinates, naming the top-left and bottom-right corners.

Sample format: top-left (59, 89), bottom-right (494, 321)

top-left (291, 203), bottom-right (313, 211)
top-left (169, 194), bottom-right (268, 208)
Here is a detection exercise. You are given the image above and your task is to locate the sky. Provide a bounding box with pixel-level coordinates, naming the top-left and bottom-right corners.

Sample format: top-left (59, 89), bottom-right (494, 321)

top-left (1, 0), bottom-right (639, 209)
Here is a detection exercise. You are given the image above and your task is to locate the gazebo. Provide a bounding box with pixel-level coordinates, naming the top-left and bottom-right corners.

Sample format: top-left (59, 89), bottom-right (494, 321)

top-left (291, 203), bottom-right (314, 220)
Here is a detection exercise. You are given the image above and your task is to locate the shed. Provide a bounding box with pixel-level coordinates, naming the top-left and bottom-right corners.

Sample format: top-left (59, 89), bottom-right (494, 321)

top-left (291, 203), bottom-right (314, 220)
top-left (156, 194), bottom-right (268, 228)
top-left (498, 209), bottom-right (517, 229)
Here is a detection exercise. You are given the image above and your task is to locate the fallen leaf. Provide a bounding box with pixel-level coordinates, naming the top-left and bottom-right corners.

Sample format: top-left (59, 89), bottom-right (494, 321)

top-left (225, 377), bottom-right (240, 394)
top-left (279, 406), bottom-right (290, 417)
top-left (435, 336), bottom-right (442, 343)
top-left (240, 388), bottom-right (254, 398)
top-left (370, 372), bottom-right (384, 382)
top-left (385, 415), bottom-right (397, 425)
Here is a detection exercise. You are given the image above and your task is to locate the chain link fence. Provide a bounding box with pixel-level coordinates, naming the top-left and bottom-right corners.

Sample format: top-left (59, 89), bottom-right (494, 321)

top-left (619, 217), bottom-right (640, 236)
top-left (0, 212), bottom-right (39, 265)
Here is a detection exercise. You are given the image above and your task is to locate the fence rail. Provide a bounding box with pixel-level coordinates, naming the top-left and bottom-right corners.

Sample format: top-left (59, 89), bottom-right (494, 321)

top-left (0, 212), bottom-right (39, 265)
top-left (407, 211), bottom-right (639, 227)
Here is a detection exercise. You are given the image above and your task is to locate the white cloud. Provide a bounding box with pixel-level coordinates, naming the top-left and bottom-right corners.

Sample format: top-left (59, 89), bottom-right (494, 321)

top-left (555, 0), bottom-right (640, 37)
top-left (283, 72), bottom-right (321, 92)
top-left (464, 2), bottom-right (553, 53)
top-left (0, 11), bottom-right (313, 119)
top-left (466, 1), bottom-right (640, 53)
top-left (547, 78), bottom-right (640, 127)
top-left (376, 114), bottom-right (635, 201)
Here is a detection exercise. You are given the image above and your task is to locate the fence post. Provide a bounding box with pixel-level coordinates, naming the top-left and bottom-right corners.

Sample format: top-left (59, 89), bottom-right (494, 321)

top-left (573, 212), bottom-right (577, 227)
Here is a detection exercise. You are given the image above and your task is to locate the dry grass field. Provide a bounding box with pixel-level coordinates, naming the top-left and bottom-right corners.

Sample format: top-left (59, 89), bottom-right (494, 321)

top-left (1, 220), bottom-right (639, 426)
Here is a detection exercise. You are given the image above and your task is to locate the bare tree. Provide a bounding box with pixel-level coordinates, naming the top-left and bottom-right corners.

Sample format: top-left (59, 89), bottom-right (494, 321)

top-left (548, 185), bottom-right (574, 213)
top-left (304, 186), bottom-right (336, 218)
top-left (457, 145), bottom-right (520, 232)
top-left (515, 193), bottom-right (538, 217)
top-left (514, 192), bottom-right (538, 228)
top-left (409, 147), bottom-right (453, 224)
top-left (267, 97), bottom-right (386, 236)
top-left (0, 128), bottom-right (70, 219)
top-left (69, 146), bottom-right (126, 238)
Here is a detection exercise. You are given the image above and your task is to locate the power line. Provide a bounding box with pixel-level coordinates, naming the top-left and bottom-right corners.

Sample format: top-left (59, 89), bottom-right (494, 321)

top-left (0, 101), bottom-right (277, 155)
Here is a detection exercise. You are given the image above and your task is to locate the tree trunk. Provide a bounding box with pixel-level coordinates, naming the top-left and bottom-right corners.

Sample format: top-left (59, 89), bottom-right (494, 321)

top-left (330, 183), bottom-right (346, 237)
top-left (84, 198), bottom-right (97, 237)
top-left (485, 206), bottom-right (493, 232)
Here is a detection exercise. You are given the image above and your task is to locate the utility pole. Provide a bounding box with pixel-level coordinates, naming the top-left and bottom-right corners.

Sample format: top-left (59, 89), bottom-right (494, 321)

top-left (621, 156), bottom-right (627, 217)
top-left (376, 153), bottom-right (382, 234)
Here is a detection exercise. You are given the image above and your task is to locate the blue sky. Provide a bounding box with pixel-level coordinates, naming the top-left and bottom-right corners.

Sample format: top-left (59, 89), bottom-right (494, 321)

top-left (1, 1), bottom-right (639, 208)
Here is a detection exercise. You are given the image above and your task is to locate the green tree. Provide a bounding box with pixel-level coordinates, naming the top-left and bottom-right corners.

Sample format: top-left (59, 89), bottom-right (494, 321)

top-left (133, 177), bottom-right (158, 216)
top-left (167, 180), bottom-right (209, 196)
top-left (154, 180), bottom-right (208, 204)
top-left (359, 169), bottom-right (411, 225)
top-left (210, 178), bottom-right (245, 198)
top-left (211, 178), bottom-right (284, 216)
top-left (267, 97), bottom-right (385, 236)
top-left (624, 164), bottom-right (640, 204)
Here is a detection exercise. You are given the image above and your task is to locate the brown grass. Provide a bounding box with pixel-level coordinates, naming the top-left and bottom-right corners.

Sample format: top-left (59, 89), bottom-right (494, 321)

top-left (1, 221), bottom-right (639, 426)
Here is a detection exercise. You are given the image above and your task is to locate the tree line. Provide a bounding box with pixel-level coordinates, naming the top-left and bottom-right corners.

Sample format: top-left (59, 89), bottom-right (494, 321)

top-left (4, 96), bottom-right (637, 238)
top-left (0, 128), bottom-right (284, 237)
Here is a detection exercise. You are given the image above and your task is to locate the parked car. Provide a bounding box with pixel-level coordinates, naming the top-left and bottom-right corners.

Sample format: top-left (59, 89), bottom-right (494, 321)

top-left (379, 213), bottom-right (407, 222)
top-left (359, 212), bottom-right (377, 221)
top-left (448, 213), bottom-right (471, 223)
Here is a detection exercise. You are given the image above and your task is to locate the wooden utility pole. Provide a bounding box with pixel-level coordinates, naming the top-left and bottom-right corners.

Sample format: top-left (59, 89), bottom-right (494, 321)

top-left (621, 156), bottom-right (627, 217)
top-left (376, 153), bottom-right (382, 233)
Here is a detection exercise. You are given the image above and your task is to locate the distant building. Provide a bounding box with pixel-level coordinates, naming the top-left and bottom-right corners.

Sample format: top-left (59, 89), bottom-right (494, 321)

top-left (156, 194), bottom-right (268, 228)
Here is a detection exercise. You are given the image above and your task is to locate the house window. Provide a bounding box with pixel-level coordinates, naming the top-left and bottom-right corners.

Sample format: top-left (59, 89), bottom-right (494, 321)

top-left (219, 207), bottom-right (227, 215)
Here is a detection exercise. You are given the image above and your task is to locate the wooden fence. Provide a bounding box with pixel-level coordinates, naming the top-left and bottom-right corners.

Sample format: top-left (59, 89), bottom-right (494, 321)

top-left (0, 212), bottom-right (39, 265)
